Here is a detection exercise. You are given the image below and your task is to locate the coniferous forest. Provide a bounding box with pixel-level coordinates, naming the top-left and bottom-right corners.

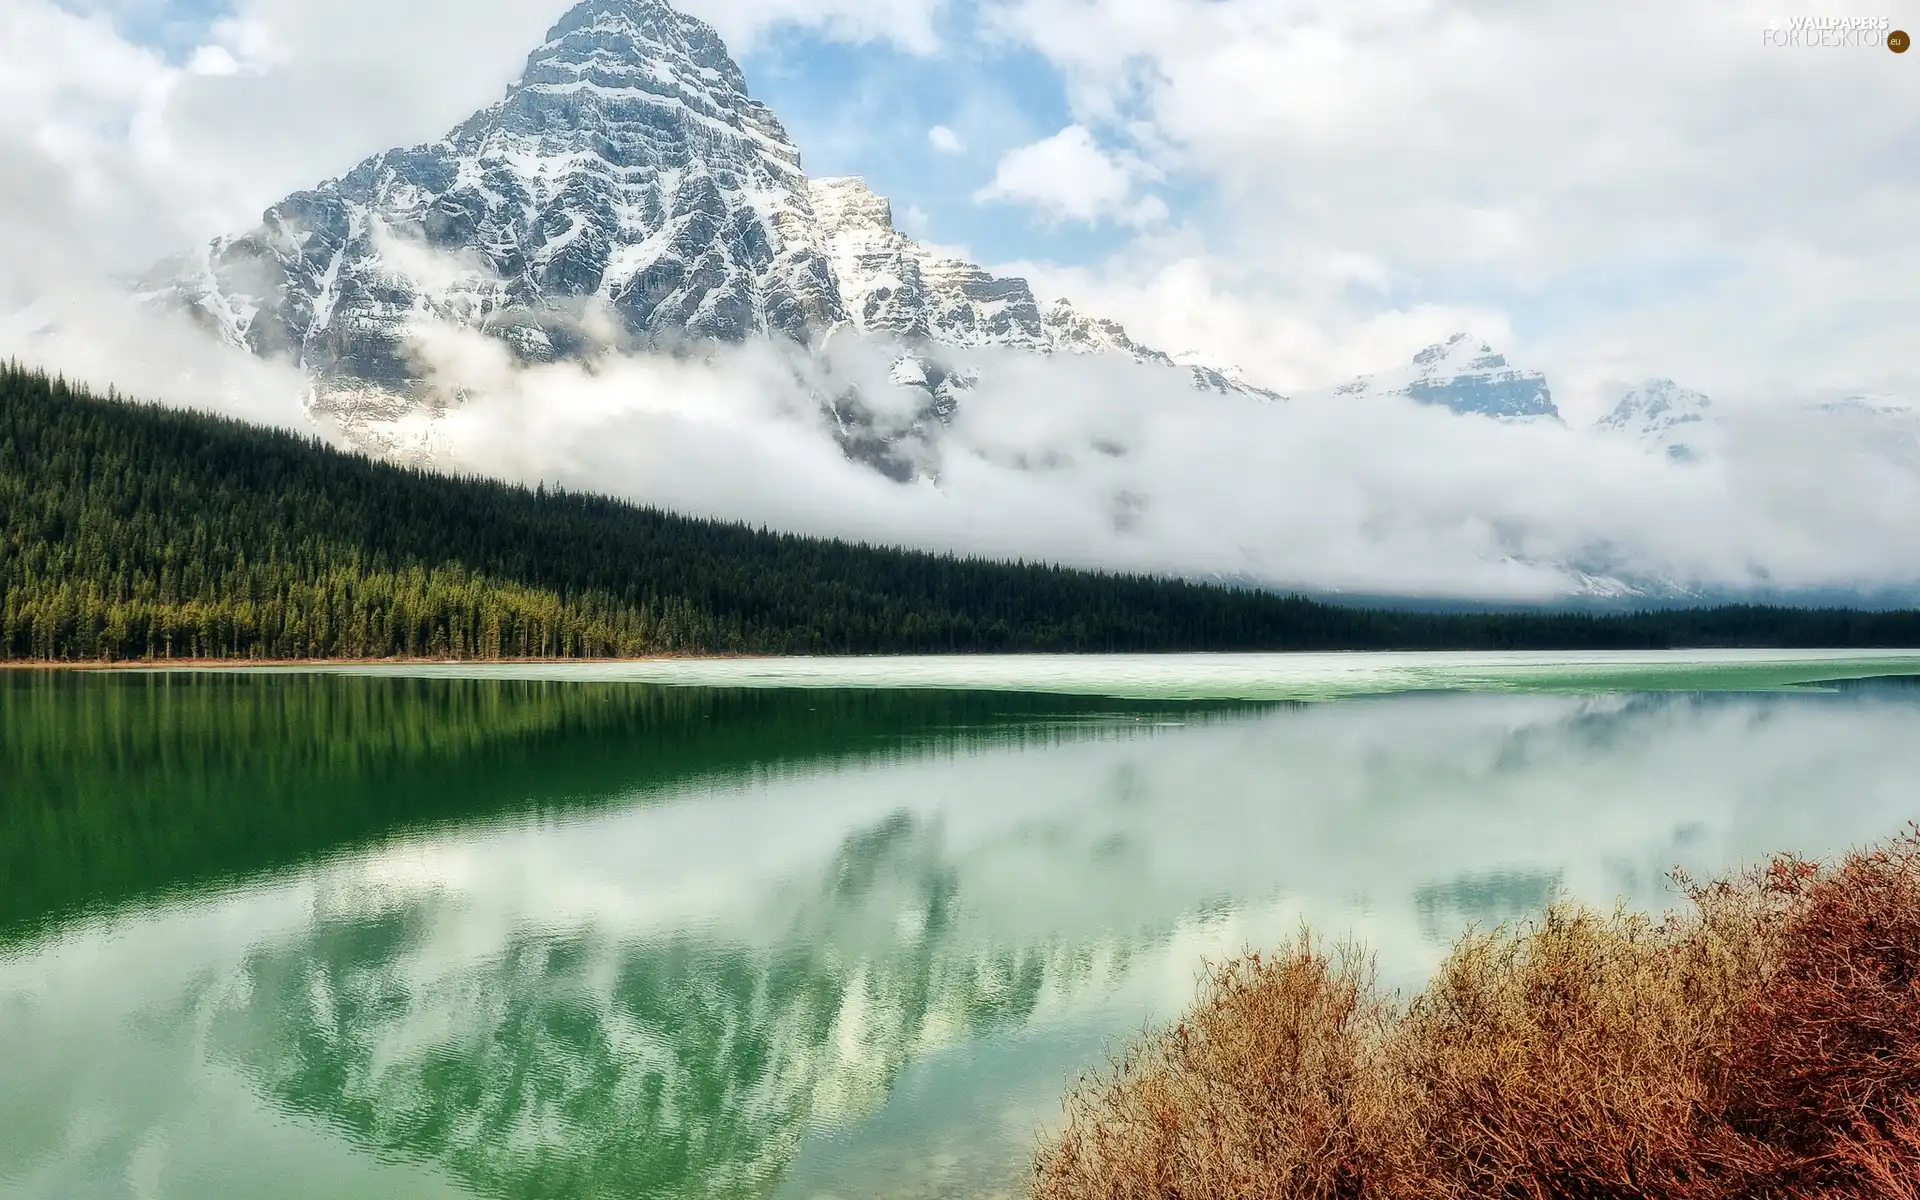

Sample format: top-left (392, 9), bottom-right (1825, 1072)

top-left (3, 361), bottom-right (1917, 661)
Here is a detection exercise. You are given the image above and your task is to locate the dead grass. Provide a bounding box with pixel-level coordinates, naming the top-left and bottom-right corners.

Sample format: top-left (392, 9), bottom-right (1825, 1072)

top-left (1032, 828), bottom-right (1920, 1200)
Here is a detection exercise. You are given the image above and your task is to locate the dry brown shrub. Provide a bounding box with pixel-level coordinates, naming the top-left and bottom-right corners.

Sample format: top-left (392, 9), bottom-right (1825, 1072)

top-left (1387, 903), bottom-right (1775, 1200)
top-left (1031, 935), bottom-right (1402, 1200)
top-left (1031, 835), bottom-right (1920, 1200)
top-left (1830, 1100), bottom-right (1920, 1200)
top-left (1723, 829), bottom-right (1920, 1198)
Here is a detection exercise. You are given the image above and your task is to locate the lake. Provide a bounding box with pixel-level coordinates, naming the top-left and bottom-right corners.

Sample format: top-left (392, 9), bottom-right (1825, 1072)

top-left (5, 652), bottom-right (1920, 1199)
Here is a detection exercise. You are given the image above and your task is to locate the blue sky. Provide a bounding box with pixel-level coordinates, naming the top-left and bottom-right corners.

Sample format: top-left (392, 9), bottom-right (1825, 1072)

top-left (9, 0), bottom-right (1920, 598)
top-left (61, 0), bottom-right (1192, 271)
top-left (62, 0), bottom-right (226, 57)
top-left (743, 26), bottom-right (1145, 267)
top-left (27, 0), bottom-right (1920, 402)
top-left (43, 0), bottom-right (1682, 360)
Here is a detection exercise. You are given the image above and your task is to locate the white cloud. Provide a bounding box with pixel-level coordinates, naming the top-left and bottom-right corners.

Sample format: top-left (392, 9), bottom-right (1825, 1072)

top-left (185, 45), bottom-right (240, 76)
top-left (0, 285), bottom-right (315, 432)
top-left (981, 0), bottom-right (1920, 395)
top-left (0, 0), bottom-right (950, 305)
top-left (372, 329), bottom-right (1920, 601)
top-left (975, 124), bottom-right (1168, 227)
top-left (683, 0), bottom-right (948, 54)
top-left (927, 123), bottom-right (965, 154)
top-left (1001, 247), bottom-right (1509, 400)
top-left (6, 0), bottom-right (1920, 602)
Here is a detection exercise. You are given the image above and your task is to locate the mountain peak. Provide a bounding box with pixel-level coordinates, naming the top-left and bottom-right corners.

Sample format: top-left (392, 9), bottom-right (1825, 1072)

top-left (500, 0), bottom-right (801, 172)
top-left (1597, 379), bottom-right (1715, 459)
top-left (529, 0), bottom-right (732, 75)
top-left (154, 0), bottom-right (1284, 444)
top-left (1337, 334), bottom-right (1558, 420)
top-left (1598, 379), bottom-right (1713, 426)
top-left (156, 0), bottom-right (843, 400)
top-left (809, 177), bottom-right (897, 240)
top-left (1410, 333), bottom-right (1510, 375)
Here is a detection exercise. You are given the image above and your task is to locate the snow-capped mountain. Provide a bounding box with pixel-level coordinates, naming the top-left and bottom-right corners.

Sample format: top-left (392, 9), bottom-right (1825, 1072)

top-left (1595, 379), bottom-right (1714, 460)
top-left (1813, 392), bottom-right (1920, 423)
top-left (1336, 333), bottom-right (1559, 421)
top-left (1593, 381), bottom-right (1920, 472)
top-left (147, 0), bottom-right (1279, 429)
top-left (148, 0), bottom-right (843, 404)
top-left (810, 175), bottom-right (1279, 400)
top-left (1809, 392), bottom-right (1920, 471)
top-left (810, 175), bottom-right (1045, 351)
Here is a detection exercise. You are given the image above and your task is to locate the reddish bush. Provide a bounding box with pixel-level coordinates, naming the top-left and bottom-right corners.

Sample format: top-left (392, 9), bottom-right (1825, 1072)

top-left (1031, 938), bottom-right (1400, 1200)
top-left (1030, 831), bottom-right (1920, 1200)
top-left (1724, 831), bottom-right (1920, 1197)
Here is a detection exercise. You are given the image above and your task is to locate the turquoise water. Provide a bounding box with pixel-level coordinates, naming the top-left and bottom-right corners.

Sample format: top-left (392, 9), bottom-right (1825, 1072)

top-left (4, 653), bottom-right (1919, 1199)
top-left (193, 648), bottom-right (1920, 700)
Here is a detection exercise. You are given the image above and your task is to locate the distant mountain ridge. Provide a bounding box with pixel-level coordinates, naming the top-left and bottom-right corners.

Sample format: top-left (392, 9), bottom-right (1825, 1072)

top-left (1594, 379), bottom-right (1715, 459)
top-left (145, 0), bottom-right (1275, 435)
top-left (106, 0), bottom-right (1920, 607)
top-left (150, 0), bottom-right (840, 381)
top-left (12, 362), bottom-right (1920, 664)
top-left (809, 175), bottom-right (1278, 399)
top-left (1333, 333), bottom-right (1559, 421)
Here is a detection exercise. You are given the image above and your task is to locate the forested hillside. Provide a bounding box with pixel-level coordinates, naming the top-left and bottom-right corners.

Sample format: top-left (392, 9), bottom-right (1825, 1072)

top-left (2, 362), bottom-right (1916, 660)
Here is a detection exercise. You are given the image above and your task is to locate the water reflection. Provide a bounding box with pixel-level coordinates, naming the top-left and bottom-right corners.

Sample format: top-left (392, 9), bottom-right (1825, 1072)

top-left (3, 673), bottom-right (1918, 1199)
top-left (209, 813), bottom-right (1127, 1200)
top-left (0, 672), bottom-right (1247, 945)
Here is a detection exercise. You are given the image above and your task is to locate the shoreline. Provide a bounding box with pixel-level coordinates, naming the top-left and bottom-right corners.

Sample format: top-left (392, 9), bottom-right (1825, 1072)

top-left (5, 646), bottom-right (1920, 673)
top-left (0, 656), bottom-right (734, 671)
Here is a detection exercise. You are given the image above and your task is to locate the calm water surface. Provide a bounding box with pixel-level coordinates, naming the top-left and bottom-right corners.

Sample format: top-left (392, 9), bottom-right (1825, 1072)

top-left (4, 654), bottom-right (1920, 1199)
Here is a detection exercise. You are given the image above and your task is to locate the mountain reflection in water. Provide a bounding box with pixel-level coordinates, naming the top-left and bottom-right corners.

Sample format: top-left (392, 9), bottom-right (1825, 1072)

top-left (3, 671), bottom-right (1918, 1200)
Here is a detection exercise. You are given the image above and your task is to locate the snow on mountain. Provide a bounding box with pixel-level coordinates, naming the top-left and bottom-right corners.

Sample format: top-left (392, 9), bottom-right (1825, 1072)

top-left (1335, 333), bottom-right (1559, 421)
top-left (809, 175), bottom-right (1280, 400)
top-left (147, 0), bottom-right (843, 410)
top-left (1594, 379), bottom-right (1715, 461)
top-left (1039, 295), bottom-right (1166, 363)
top-left (1169, 350), bottom-right (1285, 401)
top-left (1813, 392), bottom-right (1920, 422)
top-left (809, 175), bottom-right (1046, 351)
top-left (1593, 381), bottom-right (1920, 472)
top-left (145, 4), bottom-right (1281, 435)
top-left (1808, 392), bottom-right (1920, 471)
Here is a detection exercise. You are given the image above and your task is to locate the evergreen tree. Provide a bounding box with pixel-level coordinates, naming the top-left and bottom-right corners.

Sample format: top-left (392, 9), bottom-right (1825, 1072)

top-left (3, 361), bottom-right (1916, 661)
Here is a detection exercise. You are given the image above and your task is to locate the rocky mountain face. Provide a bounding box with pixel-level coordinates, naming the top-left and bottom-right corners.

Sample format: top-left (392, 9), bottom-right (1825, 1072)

top-left (150, 0), bottom-right (846, 415)
top-left (1336, 333), bottom-right (1560, 421)
top-left (1596, 379), bottom-right (1714, 460)
top-left (149, 0), bottom-right (1276, 437)
top-left (809, 175), bottom-right (1279, 400)
top-left (809, 175), bottom-right (1045, 351)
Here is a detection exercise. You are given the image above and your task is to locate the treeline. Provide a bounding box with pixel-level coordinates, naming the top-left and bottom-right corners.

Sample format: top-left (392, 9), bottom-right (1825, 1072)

top-left (3, 361), bottom-right (1918, 660)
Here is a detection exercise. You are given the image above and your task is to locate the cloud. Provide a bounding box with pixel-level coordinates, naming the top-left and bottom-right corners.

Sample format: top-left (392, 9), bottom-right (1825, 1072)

top-left (0, 0), bottom-right (950, 304)
top-left (5, 0), bottom-right (1920, 604)
top-left (975, 124), bottom-right (1169, 227)
top-left (927, 123), bottom-right (965, 154)
top-left (979, 0), bottom-right (1920, 396)
top-left (0, 285), bottom-right (315, 432)
top-left (339, 319), bottom-right (1920, 601)
top-left (997, 243), bottom-right (1512, 401)
top-left (684, 0), bottom-right (949, 54)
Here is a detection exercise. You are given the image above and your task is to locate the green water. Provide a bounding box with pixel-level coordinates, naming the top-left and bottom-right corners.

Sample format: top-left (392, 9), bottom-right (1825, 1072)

top-left (4, 654), bottom-right (1920, 1199)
